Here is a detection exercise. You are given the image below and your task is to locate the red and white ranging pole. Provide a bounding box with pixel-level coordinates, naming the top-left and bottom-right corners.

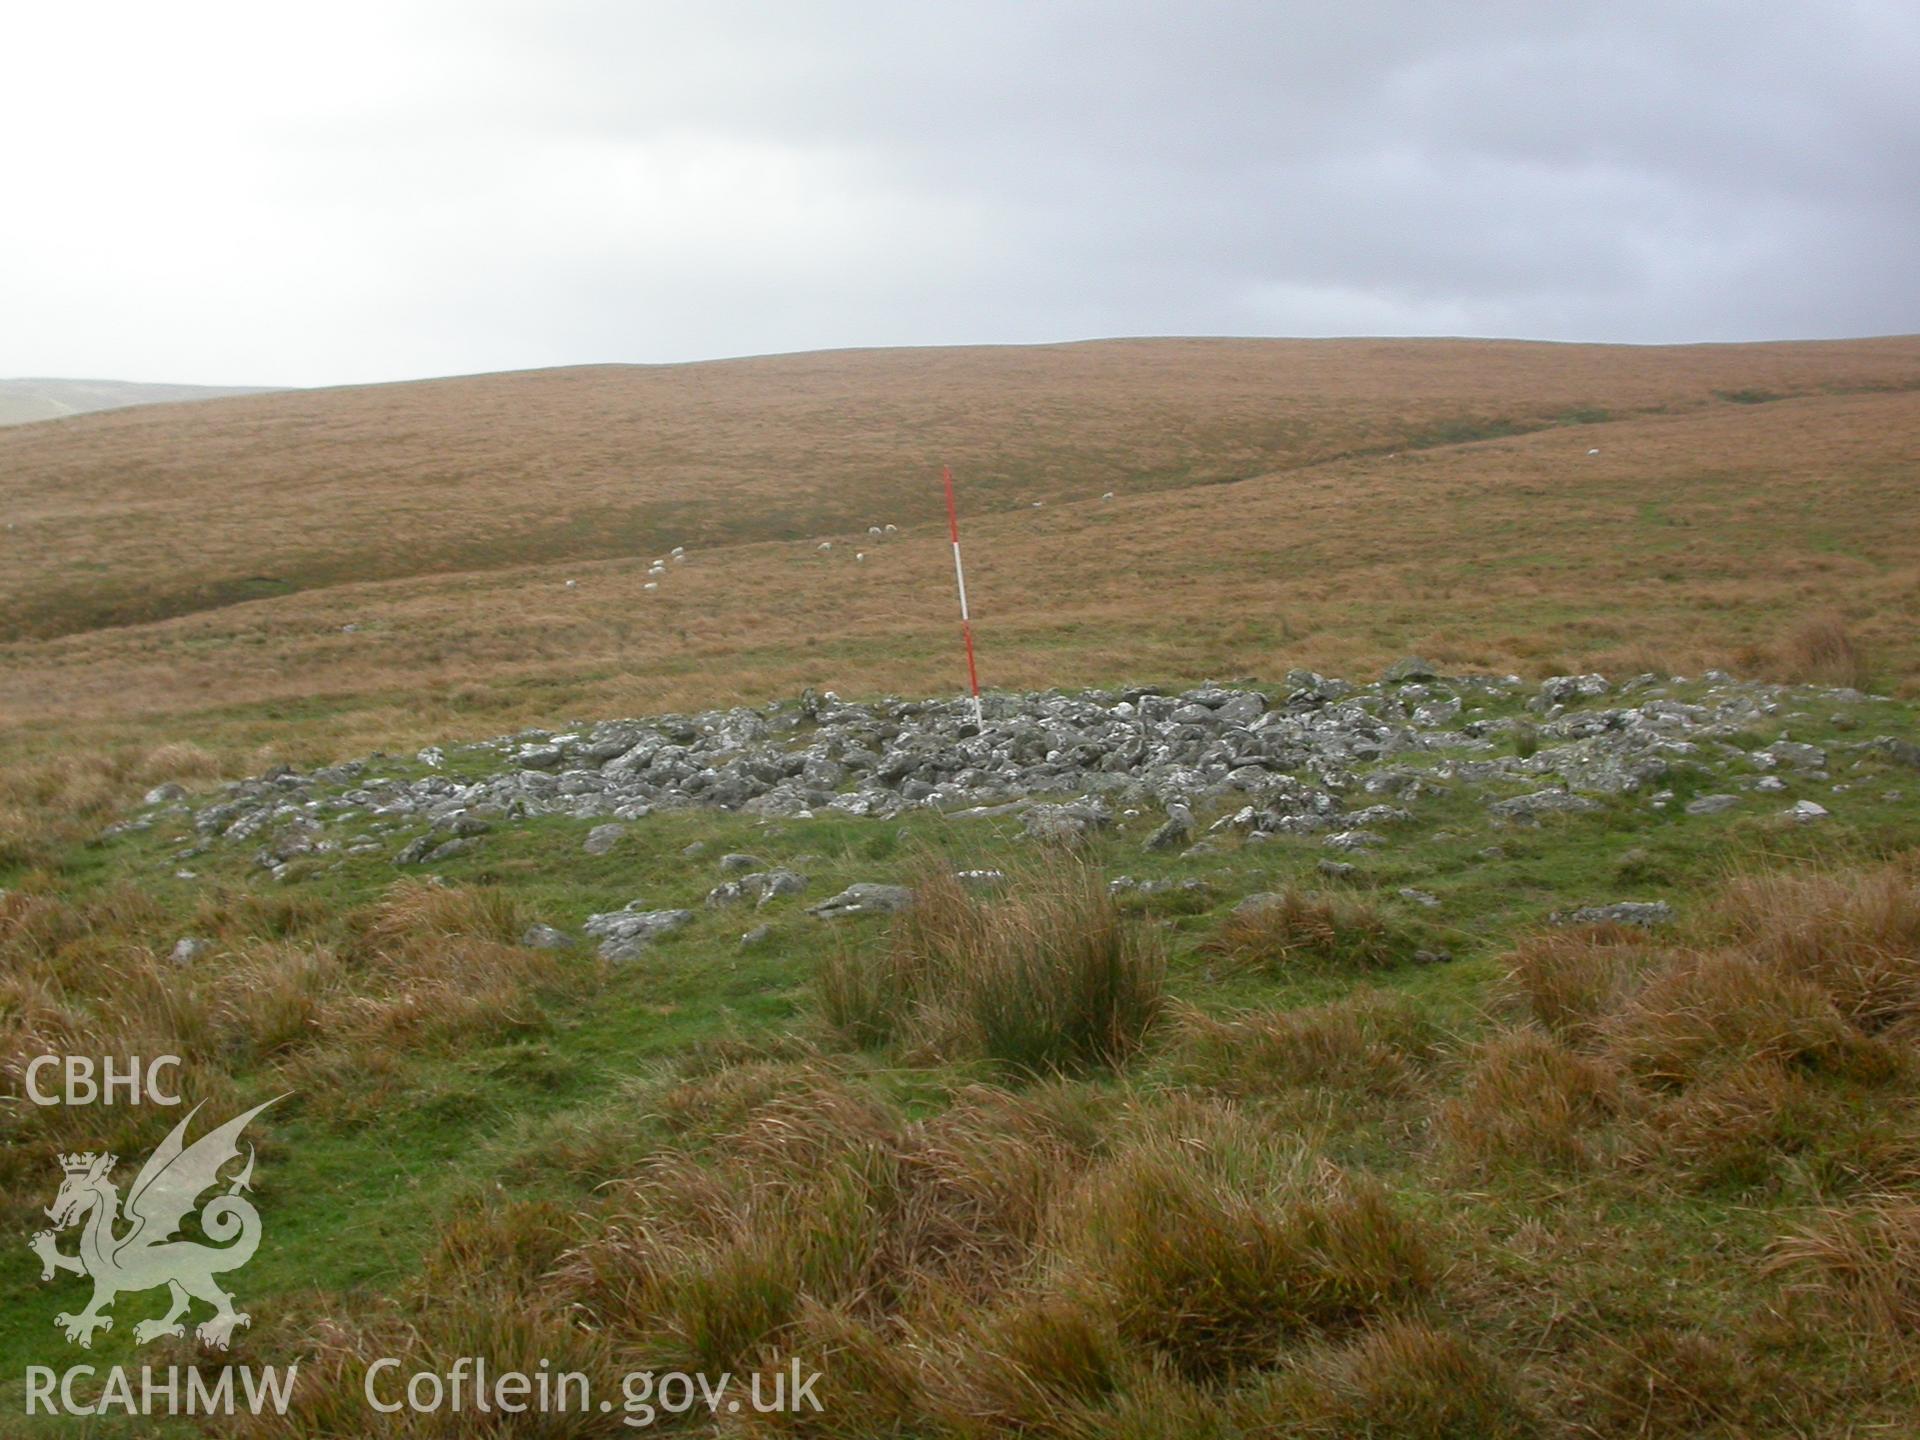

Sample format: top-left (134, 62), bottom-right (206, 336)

top-left (940, 465), bottom-right (984, 730)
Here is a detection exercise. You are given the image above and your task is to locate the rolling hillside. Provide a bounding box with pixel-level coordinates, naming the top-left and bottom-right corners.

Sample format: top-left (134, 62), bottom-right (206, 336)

top-left (0, 377), bottom-right (279, 427)
top-left (1, 337), bottom-right (1916, 645)
top-left (0, 336), bottom-right (1916, 751)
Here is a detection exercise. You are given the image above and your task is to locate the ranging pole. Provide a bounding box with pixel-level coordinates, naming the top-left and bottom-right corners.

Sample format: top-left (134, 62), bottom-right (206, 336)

top-left (941, 464), bottom-right (985, 729)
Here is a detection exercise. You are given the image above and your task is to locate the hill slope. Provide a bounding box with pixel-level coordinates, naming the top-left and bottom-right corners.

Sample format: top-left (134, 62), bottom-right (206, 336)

top-left (1, 336), bottom-right (1916, 643)
top-left (0, 376), bottom-right (278, 427)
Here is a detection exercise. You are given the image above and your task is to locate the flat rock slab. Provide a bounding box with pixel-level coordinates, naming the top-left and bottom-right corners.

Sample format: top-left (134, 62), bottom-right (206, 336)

top-left (583, 905), bottom-right (694, 959)
top-left (1489, 790), bottom-right (1603, 824)
top-left (808, 883), bottom-right (913, 919)
top-left (1551, 901), bottom-right (1674, 928)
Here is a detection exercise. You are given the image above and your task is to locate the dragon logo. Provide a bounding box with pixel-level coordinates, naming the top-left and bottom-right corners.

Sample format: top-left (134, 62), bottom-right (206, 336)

top-left (29, 1097), bottom-right (281, 1350)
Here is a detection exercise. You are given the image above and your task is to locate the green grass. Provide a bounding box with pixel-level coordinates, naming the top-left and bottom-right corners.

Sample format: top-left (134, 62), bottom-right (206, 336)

top-left (2, 679), bottom-right (1918, 1432)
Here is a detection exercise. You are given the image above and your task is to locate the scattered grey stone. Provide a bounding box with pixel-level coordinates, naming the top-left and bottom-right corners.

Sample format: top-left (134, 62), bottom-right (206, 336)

top-left (955, 868), bottom-right (1007, 891)
top-left (144, 782), bottom-right (188, 806)
top-left (1412, 949), bottom-right (1453, 965)
top-left (171, 671), bottom-right (1877, 883)
top-left (394, 833), bottom-right (438, 864)
top-left (1346, 805), bottom-right (1413, 827)
top-left (1867, 736), bottom-right (1920, 769)
top-left (1489, 790), bottom-right (1603, 824)
top-left (583, 823), bottom-right (628, 856)
top-left (1759, 741), bottom-right (1828, 771)
top-left (1233, 891), bottom-right (1288, 916)
top-left (1023, 802), bottom-right (1112, 843)
top-left (739, 924), bottom-right (773, 948)
top-left (1685, 794), bottom-right (1740, 816)
top-left (808, 882), bottom-right (914, 919)
top-left (1383, 657), bottom-right (1439, 683)
top-left (1551, 901), bottom-right (1674, 928)
top-left (1317, 859), bottom-right (1358, 881)
top-left (751, 869), bottom-right (807, 906)
top-left (1324, 830), bottom-right (1386, 851)
top-left (422, 838), bottom-right (476, 865)
top-left (1782, 800), bottom-right (1829, 823)
top-left (709, 869), bottom-right (808, 908)
top-left (1535, 674), bottom-right (1610, 709)
top-left (682, 841), bottom-right (708, 858)
top-left (1144, 816), bottom-right (1192, 852)
top-left (1752, 775), bottom-right (1788, 793)
top-left (583, 905), bottom-right (694, 959)
top-left (520, 923), bottom-right (575, 950)
top-left (719, 852), bottom-right (766, 873)
top-left (1398, 888), bottom-right (1440, 908)
top-left (169, 936), bottom-right (212, 965)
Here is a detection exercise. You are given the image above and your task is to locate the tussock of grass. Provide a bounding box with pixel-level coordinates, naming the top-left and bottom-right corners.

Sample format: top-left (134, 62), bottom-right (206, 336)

top-left (1767, 1195), bottom-right (1920, 1333)
top-left (1626, 1056), bottom-right (1920, 1196)
top-left (945, 1294), bottom-right (1127, 1431)
top-left (1439, 1029), bottom-right (1629, 1172)
top-left (1499, 924), bottom-right (1665, 1046)
top-left (819, 863), bottom-right (1165, 1072)
top-left (1587, 1326), bottom-right (1760, 1437)
top-left (1711, 866), bottom-right (1920, 1035)
top-left (1204, 889), bottom-right (1436, 974)
top-left (135, 738), bottom-right (223, 784)
top-left (1775, 611), bottom-right (1872, 690)
top-left (1601, 951), bottom-right (1879, 1090)
top-left (1065, 1113), bottom-right (1432, 1379)
top-left (1242, 1319), bottom-right (1542, 1439)
top-left (1170, 989), bottom-right (1441, 1099)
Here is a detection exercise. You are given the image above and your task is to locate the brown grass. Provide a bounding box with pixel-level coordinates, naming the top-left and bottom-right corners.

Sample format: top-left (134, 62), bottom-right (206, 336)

top-left (1773, 611), bottom-right (1874, 689)
top-left (1767, 1195), bottom-right (1920, 1333)
top-left (1204, 890), bottom-right (1430, 974)
top-left (818, 863), bottom-right (1165, 1072)
top-left (1710, 867), bottom-right (1920, 1036)
top-left (1243, 1319), bottom-right (1543, 1438)
top-left (1600, 951), bottom-right (1879, 1090)
top-left (1499, 925), bottom-right (1665, 1046)
top-left (1071, 1148), bottom-right (1433, 1380)
top-left (6, 335), bottom-right (1914, 646)
top-left (2, 340), bottom-right (1918, 784)
top-left (1169, 989), bottom-right (1441, 1099)
top-left (1438, 1029), bottom-right (1630, 1171)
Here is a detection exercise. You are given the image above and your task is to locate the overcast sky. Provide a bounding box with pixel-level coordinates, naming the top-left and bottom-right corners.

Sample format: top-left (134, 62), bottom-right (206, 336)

top-left (3, 1), bottom-right (1916, 387)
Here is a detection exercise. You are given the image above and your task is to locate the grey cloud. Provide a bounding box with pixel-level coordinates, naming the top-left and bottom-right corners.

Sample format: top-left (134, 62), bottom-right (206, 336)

top-left (0, 1), bottom-right (1914, 384)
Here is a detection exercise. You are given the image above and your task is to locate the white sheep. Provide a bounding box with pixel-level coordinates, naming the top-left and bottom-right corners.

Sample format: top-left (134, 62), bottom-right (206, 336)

top-left (818, 541), bottom-right (832, 552)
top-left (1101, 491), bottom-right (1114, 501)
top-left (883, 524), bottom-right (897, 534)
top-left (643, 581), bottom-right (658, 591)
top-left (868, 525), bottom-right (883, 537)
top-left (856, 552), bottom-right (866, 562)
top-left (670, 546), bottom-right (685, 557)
top-left (1587, 448), bottom-right (1600, 456)
top-left (565, 579), bottom-right (577, 589)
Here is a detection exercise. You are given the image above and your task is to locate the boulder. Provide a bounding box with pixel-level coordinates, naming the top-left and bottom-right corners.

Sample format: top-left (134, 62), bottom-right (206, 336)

top-left (582, 823), bottom-right (627, 856)
top-left (170, 936), bottom-right (213, 965)
top-left (808, 883), bottom-right (914, 919)
top-left (582, 905), bottom-right (694, 959)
